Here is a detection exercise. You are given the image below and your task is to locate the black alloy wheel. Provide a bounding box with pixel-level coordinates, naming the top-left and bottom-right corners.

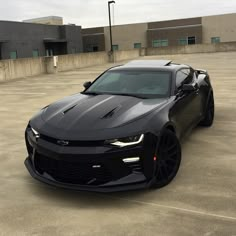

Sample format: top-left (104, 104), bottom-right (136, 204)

top-left (200, 93), bottom-right (214, 127)
top-left (151, 129), bottom-right (181, 188)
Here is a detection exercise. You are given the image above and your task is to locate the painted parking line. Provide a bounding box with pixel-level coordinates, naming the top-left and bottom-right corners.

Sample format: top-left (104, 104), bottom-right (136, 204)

top-left (101, 195), bottom-right (236, 221)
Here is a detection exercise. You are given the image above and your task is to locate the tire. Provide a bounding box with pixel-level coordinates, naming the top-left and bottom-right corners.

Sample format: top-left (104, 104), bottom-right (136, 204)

top-left (151, 129), bottom-right (181, 189)
top-left (200, 92), bottom-right (214, 127)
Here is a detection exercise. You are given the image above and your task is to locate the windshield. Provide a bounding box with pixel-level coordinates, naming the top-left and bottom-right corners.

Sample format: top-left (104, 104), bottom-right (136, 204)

top-left (84, 70), bottom-right (172, 98)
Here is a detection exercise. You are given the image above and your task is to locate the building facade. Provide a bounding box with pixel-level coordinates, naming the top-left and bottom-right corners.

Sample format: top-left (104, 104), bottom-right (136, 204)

top-left (0, 21), bottom-right (83, 60)
top-left (147, 17), bottom-right (202, 47)
top-left (104, 23), bottom-right (148, 51)
top-left (0, 13), bottom-right (235, 60)
top-left (82, 13), bottom-right (236, 52)
top-left (202, 13), bottom-right (236, 44)
top-left (82, 27), bottom-right (105, 52)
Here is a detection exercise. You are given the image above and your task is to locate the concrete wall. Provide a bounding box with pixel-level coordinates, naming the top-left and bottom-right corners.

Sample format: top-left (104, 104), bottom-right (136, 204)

top-left (202, 13), bottom-right (236, 44)
top-left (0, 49), bottom-right (141, 81)
top-left (146, 42), bottom-right (236, 55)
top-left (57, 49), bottom-right (141, 72)
top-left (114, 49), bottom-right (140, 62)
top-left (1, 42), bottom-right (236, 82)
top-left (0, 57), bottom-right (46, 82)
top-left (104, 23), bottom-right (148, 51)
top-left (57, 52), bottom-right (108, 72)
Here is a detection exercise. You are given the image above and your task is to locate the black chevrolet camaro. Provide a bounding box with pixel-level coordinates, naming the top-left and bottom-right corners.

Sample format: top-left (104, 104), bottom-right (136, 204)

top-left (25, 60), bottom-right (214, 192)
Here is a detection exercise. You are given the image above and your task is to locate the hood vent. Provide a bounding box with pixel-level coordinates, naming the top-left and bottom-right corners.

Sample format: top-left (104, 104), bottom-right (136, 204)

top-left (102, 105), bottom-right (121, 119)
top-left (62, 105), bottom-right (77, 115)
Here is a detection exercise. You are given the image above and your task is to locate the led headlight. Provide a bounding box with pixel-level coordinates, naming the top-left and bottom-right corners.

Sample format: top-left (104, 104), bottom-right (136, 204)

top-left (105, 134), bottom-right (144, 147)
top-left (31, 127), bottom-right (40, 139)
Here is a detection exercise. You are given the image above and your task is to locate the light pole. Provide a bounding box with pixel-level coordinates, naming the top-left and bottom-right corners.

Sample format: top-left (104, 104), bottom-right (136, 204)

top-left (108, 1), bottom-right (115, 53)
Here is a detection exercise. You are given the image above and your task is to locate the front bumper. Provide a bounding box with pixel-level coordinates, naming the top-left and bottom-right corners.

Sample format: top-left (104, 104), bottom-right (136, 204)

top-left (25, 128), bottom-right (157, 192)
top-left (25, 157), bottom-right (150, 192)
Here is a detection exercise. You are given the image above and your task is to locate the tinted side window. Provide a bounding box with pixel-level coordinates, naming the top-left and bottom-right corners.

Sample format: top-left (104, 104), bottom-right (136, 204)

top-left (176, 69), bottom-right (193, 88)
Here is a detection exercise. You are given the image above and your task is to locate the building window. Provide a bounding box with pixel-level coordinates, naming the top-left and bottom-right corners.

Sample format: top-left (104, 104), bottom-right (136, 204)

top-left (112, 45), bottom-right (119, 51)
top-left (152, 40), bottom-right (161, 47)
top-left (161, 40), bottom-right (168, 47)
top-left (178, 37), bottom-right (196, 45)
top-left (85, 45), bottom-right (99, 52)
top-left (134, 43), bottom-right (142, 49)
top-left (211, 37), bottom-right (220, 43)
top-left (85, 45), bottom-right (93, 52)
top-left (10, 51), bottom-right (17, 59)
top-left (178, 38), bottom-right (188, 46)
top-left (32, 50), bottom-right (39, 58)
top-left (188, 36), bottom-right (196, 45)
top-left (152, 39), bottom-right (168, 47)
top-left (93, 46), bottom-right (98, 52)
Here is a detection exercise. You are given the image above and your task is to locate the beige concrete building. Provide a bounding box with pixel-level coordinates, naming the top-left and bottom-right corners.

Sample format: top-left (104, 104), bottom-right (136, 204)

top-left (147, 17), bottom-right (202, 47)
top-left (23, 16), bottom-right (63, 25)
top-left (82, 13), bottom-right (236, 52)
top-left (202, 13), bottom-right (236, 43)
top-left (104, 23), bottom-right (148, 51)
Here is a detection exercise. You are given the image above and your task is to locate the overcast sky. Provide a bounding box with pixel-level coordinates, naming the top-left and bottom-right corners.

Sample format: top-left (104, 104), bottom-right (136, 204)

top-left (1, 0), bottom-right (236, 28)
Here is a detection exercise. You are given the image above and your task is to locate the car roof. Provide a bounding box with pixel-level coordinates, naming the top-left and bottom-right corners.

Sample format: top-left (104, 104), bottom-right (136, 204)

top-left (110, 60), bottom-right (188, 72)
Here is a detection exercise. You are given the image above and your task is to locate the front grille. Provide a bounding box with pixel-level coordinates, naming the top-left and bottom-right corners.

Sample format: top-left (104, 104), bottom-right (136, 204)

top-left (40, 134), bottom-right (105, 147)
top-left (34, 153), bottom-right (113, 185)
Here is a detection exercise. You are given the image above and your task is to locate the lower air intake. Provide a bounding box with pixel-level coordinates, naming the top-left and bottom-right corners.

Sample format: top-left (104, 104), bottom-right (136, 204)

top-left (34, 153), bottom-right (113, 185)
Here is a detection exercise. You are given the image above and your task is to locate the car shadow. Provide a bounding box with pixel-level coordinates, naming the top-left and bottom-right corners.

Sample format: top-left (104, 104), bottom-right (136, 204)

top-left (27, 178), bottom-right (152, 209)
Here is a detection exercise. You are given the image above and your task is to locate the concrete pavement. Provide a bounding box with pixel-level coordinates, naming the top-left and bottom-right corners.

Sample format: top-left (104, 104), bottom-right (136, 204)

top-left (0, 52), bottom-right (235, 236)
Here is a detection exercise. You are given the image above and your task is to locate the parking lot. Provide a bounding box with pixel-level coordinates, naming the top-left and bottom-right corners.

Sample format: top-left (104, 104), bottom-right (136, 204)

top-left (0, 52), bottom-right (235, 236)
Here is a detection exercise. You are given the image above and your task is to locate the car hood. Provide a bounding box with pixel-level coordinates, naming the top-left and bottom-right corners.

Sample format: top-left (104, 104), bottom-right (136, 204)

top-left (32, 93), bottom-right (168, 139)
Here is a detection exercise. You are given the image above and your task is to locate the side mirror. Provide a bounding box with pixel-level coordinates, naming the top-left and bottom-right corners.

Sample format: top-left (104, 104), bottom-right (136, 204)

top-left (195, 69), bottom-right (207, 75)
top-left (83, 81), bottom-right (92, 90)
top-left (182, 84), bottom-right (196, 92)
